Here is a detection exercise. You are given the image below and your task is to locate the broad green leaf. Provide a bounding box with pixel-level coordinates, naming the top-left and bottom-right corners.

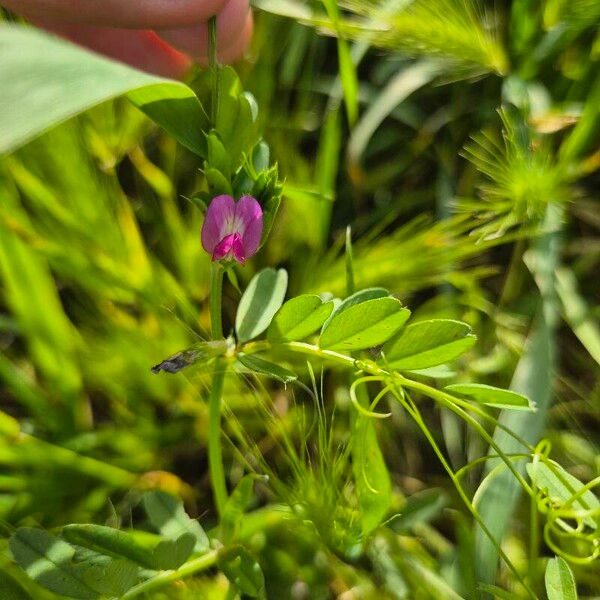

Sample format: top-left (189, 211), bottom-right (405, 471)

top-left (268, 295), bottom-right (334, 342)
top-left (526, 461), bottom-right (600, 529)
top-left (353, 414), bottom-right (391, 535)
top-left (383, 319), bottom-right (476, 369)
top-left (62, 524), bottom-right (195, 570)
top-left (0, 26), bottom-right (208, 156)
top-left (9, 528), bottom-right (99, 599)
top-left (217, 545), bottom-right (265, 599)
top-left (142, 491), bottom-right (209, 553)
top-left (545, 557), bottom-right (578, 600)
top-left (445, 383), bottom-right (534, 411)
top-left (236, 353), bottom-right (297, 383)
top-left (320, 297), bottom-right (410, 351)
top-left (151, 339), bottom-right (230, 374)
top-left (475, 206), bottom-right (561, 588)
top-left (236, 268), bottom-right (288, 342)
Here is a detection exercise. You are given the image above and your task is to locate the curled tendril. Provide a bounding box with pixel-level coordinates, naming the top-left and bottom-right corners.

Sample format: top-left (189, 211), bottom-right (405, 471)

top-left (531, 453), bottom-right (600, 564)
top-left (349, 376), bottom-right (392, 419)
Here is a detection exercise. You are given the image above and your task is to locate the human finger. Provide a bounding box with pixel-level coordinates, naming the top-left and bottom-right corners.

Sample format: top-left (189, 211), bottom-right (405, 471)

top-left (1, 0), bottom-right (230, 28)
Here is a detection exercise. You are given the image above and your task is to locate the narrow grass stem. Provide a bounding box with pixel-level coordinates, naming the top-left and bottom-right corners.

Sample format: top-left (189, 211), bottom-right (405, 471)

top-left (208, 262), bottom-right (227, 516)
top-left (210, 262), bottom-right (224, 339)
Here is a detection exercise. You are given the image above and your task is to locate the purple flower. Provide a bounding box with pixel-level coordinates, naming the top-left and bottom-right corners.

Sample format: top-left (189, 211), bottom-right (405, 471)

top-left (201, 195), bottom-right (263, 264)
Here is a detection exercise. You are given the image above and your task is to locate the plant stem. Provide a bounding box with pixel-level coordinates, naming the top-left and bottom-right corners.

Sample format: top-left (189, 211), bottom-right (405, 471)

top-left (208, 262), bottom-right (228, 516)
top-left (121, 550), bottom-right (218, 599)
top-left (529, 481), bottom-right (539, 581)
top-left (210, 262), bottom-right (224, 339)
top-left (208, 363), bottom-right (227, 516)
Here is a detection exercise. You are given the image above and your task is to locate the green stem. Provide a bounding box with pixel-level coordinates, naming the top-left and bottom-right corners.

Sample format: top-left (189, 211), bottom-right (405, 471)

top-left (391, 388), bottom-right (537, 600)
top-left (208, 362), bottom-right (227, 517)
top-left (530, 483), bottom-right (539, 580)
top-left (210, 262), bottom-right (224, 339)
top-left (208, 262), bottom-right (228, 516)
top-left (121, 550), bottom-right (218, 599)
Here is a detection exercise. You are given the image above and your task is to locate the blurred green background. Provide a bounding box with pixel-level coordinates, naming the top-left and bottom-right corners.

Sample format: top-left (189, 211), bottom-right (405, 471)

top-left (0, 0), bottom-right (599, 597)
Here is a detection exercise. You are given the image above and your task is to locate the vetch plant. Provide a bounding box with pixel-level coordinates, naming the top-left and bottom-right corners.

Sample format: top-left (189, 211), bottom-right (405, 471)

top-left (2, 3), bottom-right (599, 599)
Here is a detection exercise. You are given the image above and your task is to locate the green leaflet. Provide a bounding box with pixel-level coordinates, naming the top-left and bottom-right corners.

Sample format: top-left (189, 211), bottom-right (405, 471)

top-left (236, 353), bottom-right (298, 383)
top-left (320, 297), bottom-right (410, 351)
top-left (268, 295), bottom-right (334, 342)
top-left (236, 268), bottom-right (288, 342)
top-left (0, 26), bottom-right (208, 156)
top-left (322, 287), bottom-right (389, 331)
top-left (382, 319), bottom-right (476, 369)
top-left (10, 528), bottom-right (111, 599)
top-left (445, 383), bottom-right (534, 411)
top-left (142, 491), bottom-right (210, 554)
top-left (545, 557), bottom-right (578, 600)
top-left (62, 524), bottom-right (195, 571)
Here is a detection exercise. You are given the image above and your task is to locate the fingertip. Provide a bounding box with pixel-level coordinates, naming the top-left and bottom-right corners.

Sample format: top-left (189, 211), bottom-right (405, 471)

top-left (34, 21), bottom-right (191, 79)
top-left (156, 0), bottom-right (251, 65)
top-left (218, 10), bottom-right (253, 64)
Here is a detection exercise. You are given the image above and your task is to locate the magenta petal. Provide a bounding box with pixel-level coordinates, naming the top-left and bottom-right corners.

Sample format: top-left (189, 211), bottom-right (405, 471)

top-left (212, 233), bottom-right (236, 261)
top-left (212, 233), bottom-right (246, 263)
top-left (201, 195), bottom-right (235, 253)
top-left (234, 195), bottom-right (263, 259)
top-left (231, 234), bottom-right (246, 264)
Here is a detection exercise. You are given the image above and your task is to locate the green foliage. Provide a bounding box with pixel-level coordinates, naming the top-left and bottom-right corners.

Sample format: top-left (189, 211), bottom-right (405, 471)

top-left (63, 525), bottom-right (195, 571)
top-left (236, 353), bottom-right (298, 383)
top-left (320, 297), bottom-right (410, 350)
top-left (445, 383), bottom-right (534, 411)
top-left (268, 295), bottom-right (334, 342)
top-left (142, 491), bottom-right (210, 553)
top-left (460, 108), bottom-right (569, 238)
top-left (382, 319), bottom-right (476, 370)
top-left (340, 0), bottom-right (507, 77)
top-left (235, 268), bottom-right (288, 342)
top-left (545, 557), bottom-right (578, 600)
top-left (527, 460), bottom-right (600, 530)
top-left (0, 25), bottom-right (208, 156)
top-left (217, 545), bottom-right (266, 599)
top-left (8, 492), bottom-right (219, 599)
top-left (9, 528), bottom-right (136, 599)
top-left (1, 0), bottom-right (599, 598)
